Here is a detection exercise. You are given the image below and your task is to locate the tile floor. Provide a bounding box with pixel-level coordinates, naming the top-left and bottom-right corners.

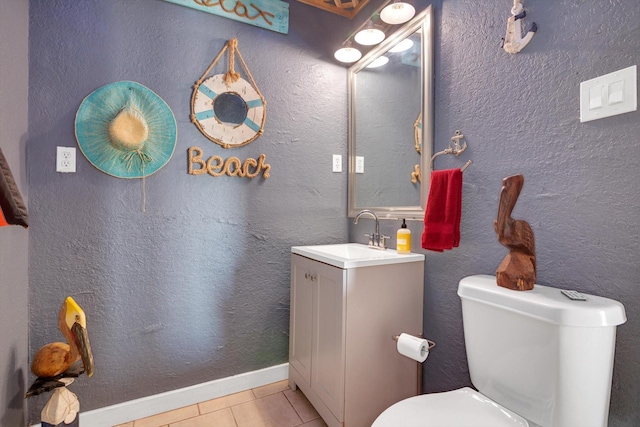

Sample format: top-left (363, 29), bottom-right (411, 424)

top-left (114, 380), bottom-right (328, 427)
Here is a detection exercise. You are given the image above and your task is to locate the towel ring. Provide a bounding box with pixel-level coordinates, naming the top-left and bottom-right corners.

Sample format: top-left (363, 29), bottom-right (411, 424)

top-left (430, 130), bottom-right (473, 172)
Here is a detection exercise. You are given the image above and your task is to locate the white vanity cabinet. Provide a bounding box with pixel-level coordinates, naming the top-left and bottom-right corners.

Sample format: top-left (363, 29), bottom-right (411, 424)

top-left (289, 245), bottom-right (425, 427)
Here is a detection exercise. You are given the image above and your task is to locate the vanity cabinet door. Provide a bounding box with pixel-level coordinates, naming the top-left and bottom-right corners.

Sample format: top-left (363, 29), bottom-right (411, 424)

top-left (290, 254), bottom-right (347, 425)
top-left (289, 255), bottom-right (314, 385)
top-left (311, 261), bottom-right (346, 422)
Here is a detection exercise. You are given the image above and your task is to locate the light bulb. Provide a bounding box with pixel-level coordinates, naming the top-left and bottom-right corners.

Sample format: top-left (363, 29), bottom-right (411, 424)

top-left (380, 1), bottom-right (415, 25)
top-left (366, 56), bottom-right (389, 68)
top-left (354, 24), bottom-right (385, 46)
top-left (334, 44), bottom-right (362, 63)
top-left (389, 38), bottom-right (414, 53)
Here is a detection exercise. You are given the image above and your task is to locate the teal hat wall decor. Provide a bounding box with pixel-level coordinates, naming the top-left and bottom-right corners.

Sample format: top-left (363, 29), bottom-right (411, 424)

top-left (75, 81), bottom-right (177, 179)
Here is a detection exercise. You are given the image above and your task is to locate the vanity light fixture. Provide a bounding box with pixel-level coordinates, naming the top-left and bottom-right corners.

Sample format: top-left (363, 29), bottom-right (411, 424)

top-left (334, 0), bottom-right (417, 65)
top-left (380, 0), bottom-right (415, 25)
top-left (354, 21), bottom-right (386, 46)
top-left (389, 38), bottom-right (414, 53)
top-left (334, 40), bottom-right (362, 63)
top-left (366, 55), bottom-right (389, 68)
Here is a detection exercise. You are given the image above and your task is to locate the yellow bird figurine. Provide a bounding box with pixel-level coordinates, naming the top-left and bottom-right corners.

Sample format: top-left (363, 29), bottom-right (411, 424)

top-left (31, 297), bottom-right (94, 378)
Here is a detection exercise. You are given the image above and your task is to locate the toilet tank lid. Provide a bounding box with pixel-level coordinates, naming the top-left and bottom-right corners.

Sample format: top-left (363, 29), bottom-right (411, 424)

top-left (458, 275), bottom-right (627, 327)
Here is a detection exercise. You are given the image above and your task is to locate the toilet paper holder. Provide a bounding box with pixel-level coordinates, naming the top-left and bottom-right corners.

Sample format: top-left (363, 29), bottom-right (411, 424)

top-left (392, 334), bottom-right (436, 351)
top-left (393, 334), bottom-right (435, 396)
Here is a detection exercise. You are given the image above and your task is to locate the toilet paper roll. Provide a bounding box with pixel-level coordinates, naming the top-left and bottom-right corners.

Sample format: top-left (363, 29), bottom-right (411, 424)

top-left (396, 333), bottom-right (429, 363)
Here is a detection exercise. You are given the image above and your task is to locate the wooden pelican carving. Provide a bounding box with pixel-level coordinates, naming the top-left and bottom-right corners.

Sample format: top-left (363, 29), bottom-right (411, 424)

top-left (494, 174), bottom-right (536, 291)
top-left (31, 297), bottom-right (94, 379)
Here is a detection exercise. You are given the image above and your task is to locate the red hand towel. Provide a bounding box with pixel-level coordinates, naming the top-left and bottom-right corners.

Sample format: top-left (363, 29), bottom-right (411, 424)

top-left (421, 169), bottom-right (463, 251)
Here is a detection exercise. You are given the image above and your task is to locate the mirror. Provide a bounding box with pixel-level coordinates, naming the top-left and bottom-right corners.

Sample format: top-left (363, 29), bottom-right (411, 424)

top-left (348, 6), bottom-right (433, 220)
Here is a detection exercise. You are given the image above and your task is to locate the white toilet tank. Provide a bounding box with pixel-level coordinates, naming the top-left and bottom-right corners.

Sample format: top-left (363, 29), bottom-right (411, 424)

top-left (458, 275), bottom-right (626, 427)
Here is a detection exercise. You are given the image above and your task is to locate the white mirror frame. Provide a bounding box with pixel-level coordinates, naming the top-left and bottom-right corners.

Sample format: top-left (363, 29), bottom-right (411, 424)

top-left (348, 5), bottom-right (433, 220)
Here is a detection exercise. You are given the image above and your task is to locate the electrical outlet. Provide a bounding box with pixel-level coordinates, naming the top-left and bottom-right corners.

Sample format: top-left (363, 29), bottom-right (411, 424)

top-left (56, 146), bottom-right (76, 173)
top-left (332, 154), bottom-right (342, 173)
top-left (355, 156), bottom-right (364, 174)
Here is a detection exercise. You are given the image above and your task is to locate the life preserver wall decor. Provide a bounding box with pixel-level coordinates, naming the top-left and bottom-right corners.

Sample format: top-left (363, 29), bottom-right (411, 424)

top-left (191, 38), bottom-right (266, 149)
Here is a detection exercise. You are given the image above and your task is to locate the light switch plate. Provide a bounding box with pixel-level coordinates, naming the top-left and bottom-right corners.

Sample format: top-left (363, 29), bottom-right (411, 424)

top-left (355, 156), bottom-right (364, 174)
top-left (580, 65), bottom-right (637, 122)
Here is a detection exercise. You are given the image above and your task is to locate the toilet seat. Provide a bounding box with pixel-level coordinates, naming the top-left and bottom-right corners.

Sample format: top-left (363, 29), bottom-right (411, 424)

top-left (372, 387), bottom-right (529, 427)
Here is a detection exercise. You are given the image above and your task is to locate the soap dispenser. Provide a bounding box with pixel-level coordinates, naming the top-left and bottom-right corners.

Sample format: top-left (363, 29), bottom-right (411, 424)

top-left (396, 219), bottom-right (411, 254)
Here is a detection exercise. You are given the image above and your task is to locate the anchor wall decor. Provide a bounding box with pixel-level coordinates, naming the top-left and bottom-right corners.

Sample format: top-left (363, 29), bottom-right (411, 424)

top-left (502, 0), bottom-right (537, 54)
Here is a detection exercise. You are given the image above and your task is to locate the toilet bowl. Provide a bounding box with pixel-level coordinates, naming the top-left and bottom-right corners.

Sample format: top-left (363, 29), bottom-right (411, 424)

top-left (372, 387), bottom-right (528, 427)
top-left (372, 275), bottom-right (626, 427)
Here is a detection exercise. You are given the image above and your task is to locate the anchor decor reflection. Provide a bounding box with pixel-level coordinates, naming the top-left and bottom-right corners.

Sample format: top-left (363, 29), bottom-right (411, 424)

top-left (162, 0), bottom-right (289, 34)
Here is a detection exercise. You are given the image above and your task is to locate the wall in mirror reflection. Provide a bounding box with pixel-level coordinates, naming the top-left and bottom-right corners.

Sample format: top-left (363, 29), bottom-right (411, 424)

top-left (355, 34), bottom-right (422, 208)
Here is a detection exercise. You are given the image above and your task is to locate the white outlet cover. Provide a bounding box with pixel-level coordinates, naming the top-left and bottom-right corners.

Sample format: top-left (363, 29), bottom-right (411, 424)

top-left (56, 146), bottom-right (76, 173)
top-left (580, 65), bottom-right (637, 122)
top-left (332, 154), bottom-right (342, 173)
top-left (355, 156), bottom-right (364, 174)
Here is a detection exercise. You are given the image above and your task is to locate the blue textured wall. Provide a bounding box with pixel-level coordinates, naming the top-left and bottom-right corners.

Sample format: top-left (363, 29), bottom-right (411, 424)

top-left (27, 0), bottom-right (354, 421)
top-left (0, 1), bottom-right (29, 426)
top-left (352, 1), bottom-right (640, 426)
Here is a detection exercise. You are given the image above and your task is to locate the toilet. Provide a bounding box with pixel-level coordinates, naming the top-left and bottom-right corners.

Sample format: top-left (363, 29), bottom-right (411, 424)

top-left (373, 274), bottom-right (627, 427)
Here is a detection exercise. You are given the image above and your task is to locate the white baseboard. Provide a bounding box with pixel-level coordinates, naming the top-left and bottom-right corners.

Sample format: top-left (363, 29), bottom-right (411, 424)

top-left (30, 363), bottom-right (289, 427)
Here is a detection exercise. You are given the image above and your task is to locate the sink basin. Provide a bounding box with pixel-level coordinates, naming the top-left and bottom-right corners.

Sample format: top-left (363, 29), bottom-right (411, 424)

top-left (291, 243), bottom-right (425, 269)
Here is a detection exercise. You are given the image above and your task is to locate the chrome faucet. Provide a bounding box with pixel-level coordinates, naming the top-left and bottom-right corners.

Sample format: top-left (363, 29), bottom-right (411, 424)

top-left (354, 209), bottom-right (388, 250)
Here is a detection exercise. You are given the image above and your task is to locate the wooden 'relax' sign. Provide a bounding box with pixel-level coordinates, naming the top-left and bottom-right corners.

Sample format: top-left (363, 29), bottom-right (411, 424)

top-left (163, 0), bottom-right (289, 34)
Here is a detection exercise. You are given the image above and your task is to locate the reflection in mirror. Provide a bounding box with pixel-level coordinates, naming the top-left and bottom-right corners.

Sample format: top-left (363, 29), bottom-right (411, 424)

top-left (411, 113), bottom-right (422, 184)
top-left (355, 29), bottom-right (421, 207)
top-left (214, 92), bottom-right (248, 125)
top-left (414, 112), bottom-right (422, 155)
top-left (348, 6), bottom-right (433, 220)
